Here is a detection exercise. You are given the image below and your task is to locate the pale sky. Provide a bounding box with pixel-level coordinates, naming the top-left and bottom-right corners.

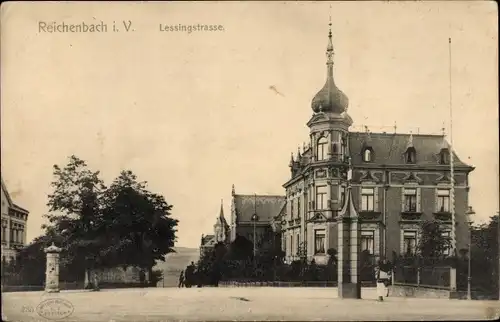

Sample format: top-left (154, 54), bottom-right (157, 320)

top-left (1, 1), bottom-right (498, 248)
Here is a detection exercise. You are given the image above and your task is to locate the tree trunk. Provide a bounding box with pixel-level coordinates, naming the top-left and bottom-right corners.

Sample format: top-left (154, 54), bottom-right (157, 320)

top-left (84, 267), bottom-right (100, 291)
top-left (84, 268), bottom-right (92, 289)
top-left (92, 269), bottom-right (100, 291)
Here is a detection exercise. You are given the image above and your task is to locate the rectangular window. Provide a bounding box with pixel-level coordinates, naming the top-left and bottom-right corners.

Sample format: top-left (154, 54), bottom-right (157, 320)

top-left (404, 188), bottom-right (417, 212)
top-left (403, 231), bottom-right (417, 255)
top-left (442, 231), bottom-right (451, 256)
top-left (297, 197), bottom-right (301, 218)
top-left (437, 189), bottom-right (450, 212)
top-left (361, 188), bottom-right (375, 211)
top-left (340, 187), bottom-right (346, 207)
top-left (290, 235), bottom-right (293, 257)
top-left (314, 230), bottom-right (326, 254)
top-left (296, 234), bottom-right (300, 255)
top-left (360, 230), bottom-right (375, 254)
top-left (1, 225), bottom-right (5, 241)
top-left (290, 198), bottom-right (294, 219)
top-left (316, 186), bottom-right (328, 210)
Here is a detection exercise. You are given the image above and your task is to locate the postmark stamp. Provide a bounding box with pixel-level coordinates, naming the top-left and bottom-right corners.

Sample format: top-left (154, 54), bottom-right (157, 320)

top-left (36, 298), bottom-right (74, 320)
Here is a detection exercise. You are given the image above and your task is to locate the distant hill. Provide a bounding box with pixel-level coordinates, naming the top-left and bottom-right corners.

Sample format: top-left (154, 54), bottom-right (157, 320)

top-left (154, 246), bottom-right (199, 287)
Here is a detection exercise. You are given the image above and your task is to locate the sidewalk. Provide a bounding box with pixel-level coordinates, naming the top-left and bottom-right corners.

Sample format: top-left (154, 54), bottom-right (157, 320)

top-left (3, 287), bottom-right (499, 321)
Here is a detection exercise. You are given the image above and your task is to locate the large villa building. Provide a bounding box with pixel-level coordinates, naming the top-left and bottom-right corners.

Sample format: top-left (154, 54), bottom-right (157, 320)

top-left (276, 24), bottom-right (474, 265)
top-left (1, 177), bottom-right (29, 265)
top-left (199, 24), bottom-right (474, 267)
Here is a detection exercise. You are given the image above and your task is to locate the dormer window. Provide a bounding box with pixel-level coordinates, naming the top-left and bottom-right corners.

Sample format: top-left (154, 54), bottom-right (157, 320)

top-left (405, 147), bottom-right (416, 164)
top-left (439, 149), bottom-right (449, 165)
top-left (317, 137), bottom-right (328, 161)
top-left (362, 148), bottom-right (373, 162)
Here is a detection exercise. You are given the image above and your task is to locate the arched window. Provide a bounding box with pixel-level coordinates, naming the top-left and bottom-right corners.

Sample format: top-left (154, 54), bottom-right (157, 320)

top-left (363, 148), bottom-right (373, 162)
top-left (405, 148), bottom-right (416, 164)
top-left (317, 137), bottom-right (328, 161)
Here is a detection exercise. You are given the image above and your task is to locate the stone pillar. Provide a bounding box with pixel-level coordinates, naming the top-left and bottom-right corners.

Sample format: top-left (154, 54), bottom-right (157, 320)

top-left (337, 186), bottom-right (361, 299)
top-left (450, 267), bottom-right (457, 291)
top-left (44, 243), bottom-right (62, 293)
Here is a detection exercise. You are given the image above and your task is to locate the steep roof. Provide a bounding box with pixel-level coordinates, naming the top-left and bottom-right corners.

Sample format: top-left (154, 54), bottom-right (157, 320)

top-left (11, 204), bottom-right (29, 214)
top-left (233, 194), bottom-right (286, 223)
top-left (216, 200), bottom-right (229, 229)
top-left (1, 176), bottom-right (29, 214)
top-left (1, 177), bottom-right (13, 207)
top-left (348, 132), bottom-right (471, 167)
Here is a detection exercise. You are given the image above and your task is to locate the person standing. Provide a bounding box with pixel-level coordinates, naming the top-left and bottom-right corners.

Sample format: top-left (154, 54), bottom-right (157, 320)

top-left (375, 258), bottom-right (392, 301)
top-left (178, 270), bottom-right (185, 288)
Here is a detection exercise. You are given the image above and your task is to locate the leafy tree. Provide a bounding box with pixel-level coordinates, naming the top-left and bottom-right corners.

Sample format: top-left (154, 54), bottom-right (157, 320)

top-left (225, 235), bottom-right (253, 261)
top-left (100, 170), bottom-right (178, 278)
top-left (418, 220), bottom-right (448, 260)
top-left (45, 155), bottom-right (107, 290)
top-left (39, 156), bottom-right (178, 290)
top-left (467, 215), bottom-right (499, 294)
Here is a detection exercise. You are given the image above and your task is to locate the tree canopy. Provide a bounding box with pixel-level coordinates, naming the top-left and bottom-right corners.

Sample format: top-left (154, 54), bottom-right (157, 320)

top-left (15, 155), bottom-right (179, 286)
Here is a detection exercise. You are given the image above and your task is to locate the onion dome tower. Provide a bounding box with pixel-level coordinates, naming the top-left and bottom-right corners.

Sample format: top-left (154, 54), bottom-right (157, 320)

top-left (307, 20), bottom-right (352, 165)
top-left (311, 23), bottom-right (349, 115)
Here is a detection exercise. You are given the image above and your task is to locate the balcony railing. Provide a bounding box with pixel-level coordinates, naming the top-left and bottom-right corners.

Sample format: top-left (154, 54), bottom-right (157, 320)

top-left (400, 211), bottom-right (423, 221)
top-left (433, 212), bottom-right (452, 221)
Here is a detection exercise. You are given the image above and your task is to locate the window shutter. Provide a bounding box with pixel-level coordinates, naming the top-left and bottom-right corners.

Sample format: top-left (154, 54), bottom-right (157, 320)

top-left (374, 187), bottom-right (379, 212)
top-left (434, 188), bottom-right (439, 212)
top-left (401, 188), bottom-right (405, 212)
top-left (312, 200), bottom-right (315, 210)
top-left (416, 188), bottom-right (421, 212)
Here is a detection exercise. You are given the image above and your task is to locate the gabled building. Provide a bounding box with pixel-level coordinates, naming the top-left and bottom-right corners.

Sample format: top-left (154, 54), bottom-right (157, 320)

top-left (229, 185), bottom-right (285, 247)
top-left (199, 200), bottom-right (230, 258)
top-left (278, 24), bottom-right (474, 265)
top-left (1, 177), bottom-right (29, 264)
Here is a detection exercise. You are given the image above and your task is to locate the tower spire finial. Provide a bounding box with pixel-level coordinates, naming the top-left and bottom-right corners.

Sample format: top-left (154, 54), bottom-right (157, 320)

top-left (219, 199), bottom-right (224, 218)
top-left (326, 13), bottom-right (334, 66)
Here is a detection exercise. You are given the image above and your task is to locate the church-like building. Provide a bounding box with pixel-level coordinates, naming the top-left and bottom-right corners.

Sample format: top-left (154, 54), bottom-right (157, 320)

top-left (276, 24), bottom-right (475, 265)
top-left (199, 185), bottom-right (285, 258)
top-left (199, 200), bottom-right (230, 258)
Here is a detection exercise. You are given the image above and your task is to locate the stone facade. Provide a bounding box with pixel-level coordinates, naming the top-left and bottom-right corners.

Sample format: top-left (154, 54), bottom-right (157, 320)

top-left (96, 266), bottom-right (143, 284)
top-left (199, 187), bottom-right (285, 257)
top-left (1, 177), bottom-right (29, 267)
top-left (277, 25), bottom-right (474, 265)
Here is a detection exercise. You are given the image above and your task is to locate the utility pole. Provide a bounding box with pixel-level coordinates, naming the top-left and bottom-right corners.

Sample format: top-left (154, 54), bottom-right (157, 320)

top-left (448, 37), bottom-right (456, 256)
top-left (465, 206), bottom-right (475, 300)
top-left (252, 194), bottom-right (259, 261)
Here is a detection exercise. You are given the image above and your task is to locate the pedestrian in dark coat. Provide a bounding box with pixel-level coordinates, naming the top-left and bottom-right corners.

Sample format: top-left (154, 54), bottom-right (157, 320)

top-left (178, 270), bottom-right (185, 288)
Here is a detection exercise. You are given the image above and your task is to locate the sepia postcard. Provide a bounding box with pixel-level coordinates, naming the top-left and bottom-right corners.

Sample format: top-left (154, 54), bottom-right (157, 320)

top-left (1, 1), bottom-right (499, 321)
